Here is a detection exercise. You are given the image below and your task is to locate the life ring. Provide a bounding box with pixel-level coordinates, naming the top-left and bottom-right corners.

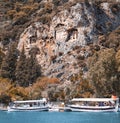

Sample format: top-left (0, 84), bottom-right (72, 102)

top-left (104, 102), bottom-right (108, 106)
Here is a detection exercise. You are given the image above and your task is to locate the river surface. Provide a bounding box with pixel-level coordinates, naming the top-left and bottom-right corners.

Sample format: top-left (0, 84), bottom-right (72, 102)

top-left (0, 111), bottom-right (120, 123)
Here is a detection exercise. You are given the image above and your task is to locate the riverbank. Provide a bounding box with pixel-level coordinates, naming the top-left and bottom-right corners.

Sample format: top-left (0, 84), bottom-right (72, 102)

top-left (0, 107), bottom-right (7, 111)
top-left (0, 104), bottom-right (7, 111)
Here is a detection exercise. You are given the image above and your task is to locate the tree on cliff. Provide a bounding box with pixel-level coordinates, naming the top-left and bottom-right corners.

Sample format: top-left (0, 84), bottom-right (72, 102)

top-left (26, 50), bottom-right (42, 86)
top-left (88, 48), bottom-right (119, 97)
top-left (0, 43), bottom-right (18, 82)
top-left (15, 47), bottom-right (41, 87)
top-left (115, 50), bottom-right (120, 95)
top-left (0, 48), bottom-right (4, 68)
top-left (15, 46), bottom-right (28, 86)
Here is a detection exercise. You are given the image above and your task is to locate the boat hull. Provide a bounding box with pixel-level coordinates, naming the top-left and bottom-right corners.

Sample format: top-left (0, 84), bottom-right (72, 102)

top-left (65, 98), bottom-right (119, 112)
top-left (7, 106), bottom-right (49, 112)
top-left (66, 105), bottom-right (118, 112)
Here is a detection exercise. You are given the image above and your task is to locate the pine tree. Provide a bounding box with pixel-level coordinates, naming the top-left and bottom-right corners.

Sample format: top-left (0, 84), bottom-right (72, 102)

top-left (26, 53), bottom-right (41, 86)
top-left (0, 43), bottom-right (18, 82)
top-left (15, 46), bottom-right (28, 86)
top-left (15, 47), bottom-right (41, 87)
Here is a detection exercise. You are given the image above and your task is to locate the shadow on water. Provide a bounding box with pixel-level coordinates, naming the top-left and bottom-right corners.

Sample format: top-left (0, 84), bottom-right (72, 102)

top-left (0, 111), bottom-right (120, 123)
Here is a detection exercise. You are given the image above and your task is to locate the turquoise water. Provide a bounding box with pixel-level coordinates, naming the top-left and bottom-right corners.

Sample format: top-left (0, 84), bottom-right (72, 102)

top-left (0, 111), bottom-right (120, 123)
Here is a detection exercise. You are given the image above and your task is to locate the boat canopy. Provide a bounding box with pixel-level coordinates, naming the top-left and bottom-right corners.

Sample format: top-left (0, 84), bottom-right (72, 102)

top-left (71, 98), bottom-right (119, 102)
top-left (13, 98), bottom-right (47, 104)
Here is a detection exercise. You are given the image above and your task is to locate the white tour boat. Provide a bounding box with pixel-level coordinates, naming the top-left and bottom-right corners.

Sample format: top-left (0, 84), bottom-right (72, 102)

top-left (7, 98), bottom-right (49, 111)
top-left (65, 98), bottom-right (119, 112)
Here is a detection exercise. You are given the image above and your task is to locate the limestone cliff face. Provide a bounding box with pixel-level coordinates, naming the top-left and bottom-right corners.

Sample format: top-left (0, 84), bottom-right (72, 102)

top-left (18, 2), bottom-right (120, 83)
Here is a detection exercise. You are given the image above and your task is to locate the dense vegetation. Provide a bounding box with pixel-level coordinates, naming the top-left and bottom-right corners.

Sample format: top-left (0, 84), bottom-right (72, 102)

top-left (0, 43), bottom-right (41, 86)
top-left (65, 27), bottom-right (120, 99)
top-left (0, 0), bottom-right (120, 104)
top-left (88, 48), bottom-right (120, 97)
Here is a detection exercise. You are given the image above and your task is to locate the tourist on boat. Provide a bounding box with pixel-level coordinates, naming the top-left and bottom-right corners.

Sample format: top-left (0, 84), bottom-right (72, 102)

top-left (111, 91), bottom-right (117, 100)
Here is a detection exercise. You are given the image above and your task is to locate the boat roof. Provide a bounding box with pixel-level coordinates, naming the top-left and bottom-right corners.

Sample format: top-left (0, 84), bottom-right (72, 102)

top-left (71, 98), bottom-right (118, 102)
top-left (13, 98), bottom-right (47, 103)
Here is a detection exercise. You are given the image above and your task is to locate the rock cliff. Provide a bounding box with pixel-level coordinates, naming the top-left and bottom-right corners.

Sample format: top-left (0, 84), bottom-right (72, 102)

top-left (17, 1), bottom-right (120, 84)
